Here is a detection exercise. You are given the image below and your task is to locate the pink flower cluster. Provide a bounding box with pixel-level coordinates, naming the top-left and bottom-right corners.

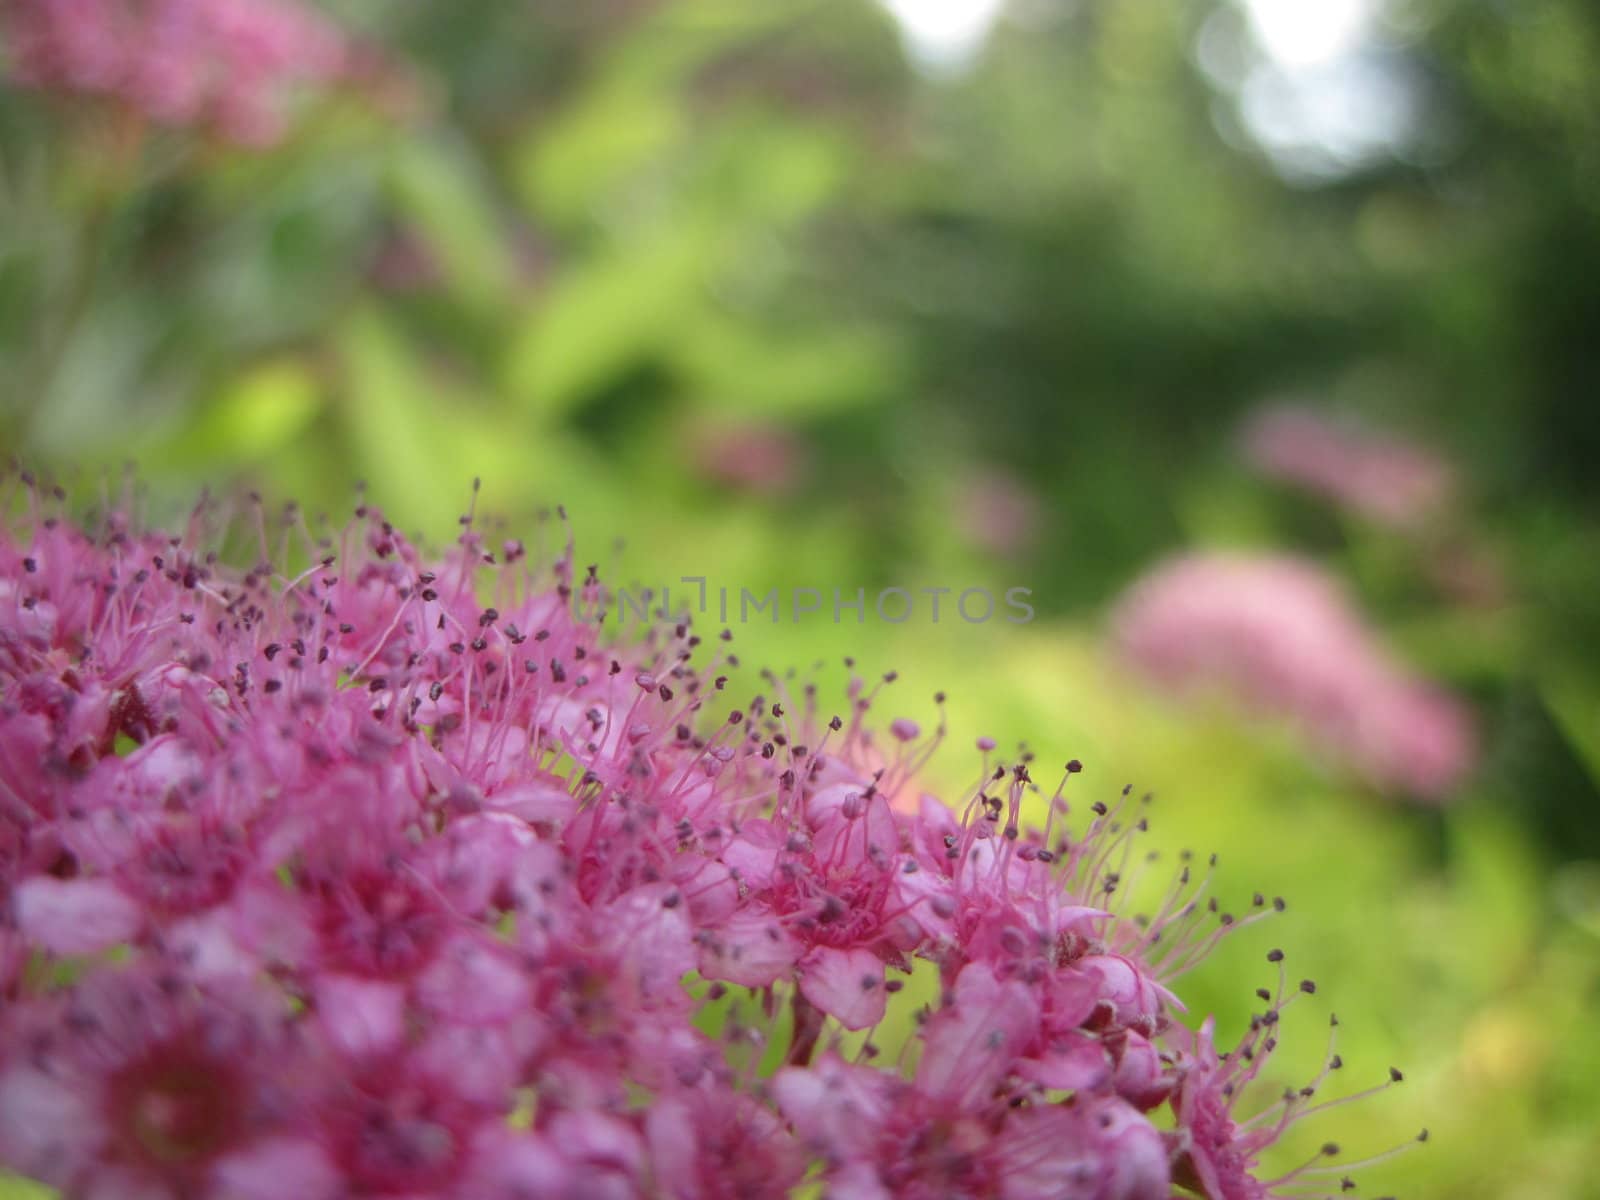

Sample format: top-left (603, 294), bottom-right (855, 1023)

top-left (690, 423), bottom-right (808, 496)
top-left (1112, 552), bottom-right (1476, 802)
top-left (1, 486), bottom-right (1414, 1198)
top-left (0, 0), bottom-right (372, 145)
top-left (1241, 406), bottom-right (1455, 530)
top-left (955, 470), bottom-right (1040, 560)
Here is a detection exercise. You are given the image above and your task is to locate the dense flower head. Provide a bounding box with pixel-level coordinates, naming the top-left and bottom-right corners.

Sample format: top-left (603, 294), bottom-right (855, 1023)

top-left (0, 0), bottom-right (395, 145)
top-left (1112, 552), bottom-right (1476, 802)
top-left (0, 478), bottom-right (1420, 1198)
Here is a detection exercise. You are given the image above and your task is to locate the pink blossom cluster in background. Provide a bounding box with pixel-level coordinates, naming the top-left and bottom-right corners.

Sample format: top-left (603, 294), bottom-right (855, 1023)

top-left (1112, 552), bottom-right (1477, 802)
top-left (0, 0), bottom-right (371, 145)
top-left (0, 485), bottom-right (1415, 1198)
top-left (1241, 405), bottom-right (1456, 530)
top-left (955, 468), bottom-right (1040, 559)
top-left (690, 422), bottom-right (809, 496)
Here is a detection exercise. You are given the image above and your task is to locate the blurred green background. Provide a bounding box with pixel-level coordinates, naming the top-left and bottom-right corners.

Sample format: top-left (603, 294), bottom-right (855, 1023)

top-left (3, 0), bottom-right (1599, 1196)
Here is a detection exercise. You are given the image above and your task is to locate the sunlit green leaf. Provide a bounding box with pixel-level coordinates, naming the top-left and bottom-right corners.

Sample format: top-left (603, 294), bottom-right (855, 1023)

top-left (515, 87), bottom-right (686, 228)
top-left (0, 1173), bottom-right (55, 1200)
top-left (673, 315), bottom-right (904, 418)
top-left (147, 358), bottom-right (321, 470)
top-left (338, 307), bottom-right (481, 535)
top-left (502, 225), bottom-right (716, 419)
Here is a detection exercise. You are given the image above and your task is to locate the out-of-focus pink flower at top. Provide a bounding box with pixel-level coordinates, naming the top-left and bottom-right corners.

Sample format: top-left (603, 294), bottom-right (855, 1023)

top-left (955, 468), bottom-right (1040, 558)
top-left (1112, 552), bottom-right (1477, 802)
top-left (691, 422), bottom-right (808, 495)
top-left (1241, 405), bottom-right (1456, 529)
top-left (0, 0), bottom-right (392, 145)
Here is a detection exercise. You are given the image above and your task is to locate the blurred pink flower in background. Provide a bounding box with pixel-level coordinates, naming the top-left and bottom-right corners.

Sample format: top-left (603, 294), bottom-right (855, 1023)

top-left (955, 468), bottom-right (1040, 558)
top-left (1112, 552), bottom-right (1477, 802)
top-left (691, 422), bottom-right (808, 495)
top-left (1, 0), bottom-right (377, 145)
top-left (1241, 404), bottom-right (1456, 529)
top-left (367, 225), bottom-right (443, 293)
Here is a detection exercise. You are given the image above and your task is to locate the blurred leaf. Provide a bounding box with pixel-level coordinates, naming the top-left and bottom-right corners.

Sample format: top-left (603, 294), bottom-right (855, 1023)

top-left (1445, 808), bottom-right (1542, 982)
top-left (1172, 474), bottom-right (1283, 547)
top-left (611, 0), bottom-right (818, 89)
top-left (1387, 607), bottom-right (1526, 680)
top-left (0, 1174), bottom-right (54, 1199)
top-left (502, 224), bottom-right (716, 419)
top-left (146, 358), bottom-right (321, 470)
top-left (339, 305), bottom-right (601, 531)
top-left (1542, 667), bottom-right (1600, 790)
top-left (516, 87), bottom-right (686, 228)
top-left (674, 315), bottom-right (904, 418)
top-left (681, 116), bottom-right (853, 231)
top-left (338, 307), bottom-right (480, 534)
top-left (514, 0), bottom-right (820, 227)
top-left (385, 134), bottom-right (517, 305)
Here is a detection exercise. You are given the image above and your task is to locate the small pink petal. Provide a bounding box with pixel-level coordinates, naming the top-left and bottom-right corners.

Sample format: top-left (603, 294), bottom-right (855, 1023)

top-left (164, 910), bottom-right (252, 978)
top-left (547, 1110), bottom-right (645, 1176)
top-left (0, 1067), bottom-right (102, 1187)
top-left (644, 1097), bottom-right (698, 1197)
top-left (1016, 1032), bottom-right (1109, 1091)
top-left (416, 936), bottom-right (530, 1024)
top-left (774, 1056), bottom-right (890, 1165)
top-left (916, 962), bottom-right (1039, 1107)
top-left (699, 912), bottom-right (801, 988)
top-left (315, 975), bottom-right (407, 1057)
top-left (466, 1129), bottom-right (574, 1197)
top-left (14, 876), bottom-right (141, 955)
top-left (602, 885), bottom-right (695, 1001)
top-left (486, 782), bottom-right (576, 827)
top-left (719, 819), bottom-right (785, 889)
top-left (213, 1138), bottom-right (341, 1200)
top-left (799, 947), bottom-right (886, 1031)
top-left (829, 1162), bottom-right (895, 1200)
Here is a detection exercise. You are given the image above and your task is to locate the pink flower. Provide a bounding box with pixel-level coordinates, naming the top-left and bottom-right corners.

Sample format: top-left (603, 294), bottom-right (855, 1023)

top-left (1241, 404), bottom-right (1456, 529)
top-left (0, 482), bottom-right (1418, 1199)
top-left (1112, 552), bottom-right (1477, 801)
top-left (955, 469), bottom-right (1040, 558)
top-left (646, 1087), bottom-right (808, 1200)
top-left (0, 0), bottom-right (396, 146)
top-left (777, 1038), bottom-right (1170, 1199)
top-left (0, 965), bottom-right (328, 1198)
top-left (691, 423), bottom-right (808, 495)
